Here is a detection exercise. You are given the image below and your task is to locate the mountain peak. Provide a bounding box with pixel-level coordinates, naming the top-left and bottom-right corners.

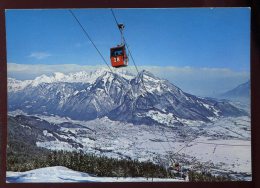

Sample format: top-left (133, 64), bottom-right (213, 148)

top-left (139, 70), bottom-right (155, 77)
top-left (133, 70), bottom-right (161, 85)
top-left (53, 72), bottom-right (65, 80)
top-left (92, 68), bottom-right (112, 75)
top-left (219, 80), bottom-right (250, 102)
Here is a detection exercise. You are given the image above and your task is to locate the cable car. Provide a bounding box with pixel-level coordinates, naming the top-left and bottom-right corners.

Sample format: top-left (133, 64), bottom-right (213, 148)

top-left (110, 23), bottom-right (128, 68)
top-left (110, 45), bottom-right (128, 68)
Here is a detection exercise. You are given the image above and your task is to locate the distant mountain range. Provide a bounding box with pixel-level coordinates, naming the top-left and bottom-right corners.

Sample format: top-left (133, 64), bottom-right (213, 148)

top-left (8, 69), bottom-right (247, 126)
top-left (218, 80), bottom-right (250, 103)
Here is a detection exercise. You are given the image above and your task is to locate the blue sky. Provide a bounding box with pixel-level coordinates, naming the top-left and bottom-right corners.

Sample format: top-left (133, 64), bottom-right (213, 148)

top-left (5, 8), bottom-right (250, 96)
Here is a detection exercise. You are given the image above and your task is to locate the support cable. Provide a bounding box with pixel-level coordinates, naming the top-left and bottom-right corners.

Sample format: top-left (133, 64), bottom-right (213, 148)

top-left (110, 9), bottom-right (139, 74)
top-left (69, 10), bottom-right (113, 73)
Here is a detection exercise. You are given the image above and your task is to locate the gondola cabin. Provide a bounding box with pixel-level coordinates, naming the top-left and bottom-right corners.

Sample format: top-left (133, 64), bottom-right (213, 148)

top-left (110, 45), bottom-right (128, 68)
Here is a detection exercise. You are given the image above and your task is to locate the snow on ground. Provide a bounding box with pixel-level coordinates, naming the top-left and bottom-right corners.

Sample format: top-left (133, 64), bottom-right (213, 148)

top-left (144, 110), bottom-right (178, 126)
top-left (179, 137), bottom-right (251, 173)
top-left (6, 166), bottom-right (184, 183)
top-left (204, 116), bottom-right (251, 139)
top-left (36, 141), bottom-right (76, 152)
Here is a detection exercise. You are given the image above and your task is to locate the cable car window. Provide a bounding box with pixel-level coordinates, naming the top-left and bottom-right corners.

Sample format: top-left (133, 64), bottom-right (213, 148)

top-left (111, 49), bottom-right (123, 57)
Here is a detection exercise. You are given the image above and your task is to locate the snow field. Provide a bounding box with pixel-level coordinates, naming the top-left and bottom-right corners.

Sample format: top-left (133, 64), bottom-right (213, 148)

top-left (7, 166), bottom-right (184, 183)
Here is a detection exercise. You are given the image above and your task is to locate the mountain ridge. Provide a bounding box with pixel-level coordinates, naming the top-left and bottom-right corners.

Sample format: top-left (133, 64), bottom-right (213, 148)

top-left (8, 69), bottom-right (247, 126)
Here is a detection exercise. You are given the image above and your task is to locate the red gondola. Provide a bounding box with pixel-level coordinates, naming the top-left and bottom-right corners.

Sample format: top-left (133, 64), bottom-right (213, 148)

top-left (110, 45), bottom-right (128, 68)
top-left (110, 23), bottom-right (128, 68)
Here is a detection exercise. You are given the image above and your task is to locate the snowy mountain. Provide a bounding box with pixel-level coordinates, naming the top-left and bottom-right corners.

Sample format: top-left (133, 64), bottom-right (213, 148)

top-left (8, 69), bottom-right (247, 125)
top-left (218, 80), bottom-right (250, 103)
top-left (8, 69), bottom-right (102, 92)
top-left (108, 70), bottom-right (246, 125)
top-left (8, 68), bottom-right (135, 92)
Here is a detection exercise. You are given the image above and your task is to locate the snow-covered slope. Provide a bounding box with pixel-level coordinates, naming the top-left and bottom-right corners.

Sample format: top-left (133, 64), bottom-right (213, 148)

top-left (6, 166), bottom-right (184, 183)
top-left (8, 78), bottom-right (32, 92)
